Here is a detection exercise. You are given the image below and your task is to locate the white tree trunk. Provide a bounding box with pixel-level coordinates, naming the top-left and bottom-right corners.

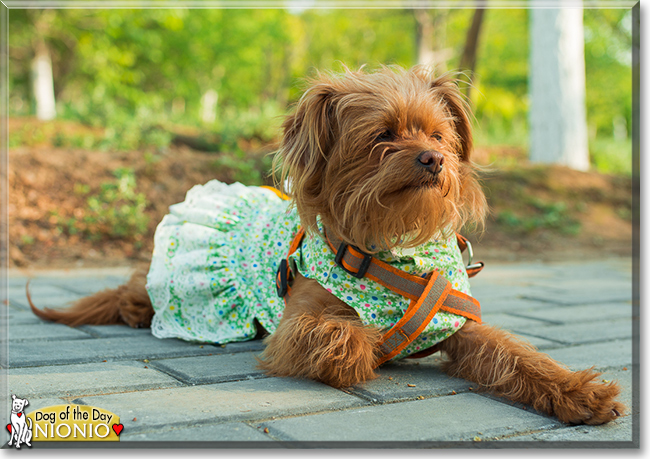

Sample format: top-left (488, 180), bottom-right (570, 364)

top-left (529, 7), bottom-right (589, 171)
top-left (200, 89), bottom-right (218, 124)
top-left (31, 43), bottom-right (56, 121)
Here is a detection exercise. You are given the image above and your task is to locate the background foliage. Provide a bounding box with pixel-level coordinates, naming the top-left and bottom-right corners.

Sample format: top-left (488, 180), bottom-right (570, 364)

top-left (9, 7), bottom-right (633, 172)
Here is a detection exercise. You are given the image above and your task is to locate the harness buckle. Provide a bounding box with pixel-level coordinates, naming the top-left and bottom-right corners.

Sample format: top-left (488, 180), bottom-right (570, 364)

top-left (335, 242), bottom-right (373, 279)
top-left (276, 259), bottom-right (289, 298)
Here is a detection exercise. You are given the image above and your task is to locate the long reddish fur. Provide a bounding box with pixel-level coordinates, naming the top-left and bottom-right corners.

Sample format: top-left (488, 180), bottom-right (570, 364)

top-left (28, 269), bottom-right (153, 328)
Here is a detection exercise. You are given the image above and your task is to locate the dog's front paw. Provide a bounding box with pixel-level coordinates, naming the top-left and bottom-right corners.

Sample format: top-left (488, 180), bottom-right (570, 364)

top-left (260, 313), bottom-right (381, 389)
top-left (551, 369), bottom-right (625, 425)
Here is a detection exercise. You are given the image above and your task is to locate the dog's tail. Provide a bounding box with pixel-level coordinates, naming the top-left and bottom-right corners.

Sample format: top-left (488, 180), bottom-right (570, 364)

top-left (27, 269), bottom-right (154, 328)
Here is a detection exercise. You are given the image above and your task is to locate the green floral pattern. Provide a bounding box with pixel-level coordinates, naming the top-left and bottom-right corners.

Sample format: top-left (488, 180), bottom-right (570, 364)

top-left (147, 180), bottom-right (299, 343)
top-left (147, 180), bottom-right (473, 362)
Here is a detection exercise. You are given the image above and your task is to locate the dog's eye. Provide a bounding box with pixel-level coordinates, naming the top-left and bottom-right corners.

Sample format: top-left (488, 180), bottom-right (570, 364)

top-left (431, 132), bottom-right (442, 141)
top-left (375, 130), bottom-right (393, 143)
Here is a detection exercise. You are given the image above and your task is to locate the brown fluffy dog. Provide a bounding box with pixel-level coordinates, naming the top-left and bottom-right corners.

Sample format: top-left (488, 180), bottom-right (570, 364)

top-left (30, 66), bottom-right (623, 426)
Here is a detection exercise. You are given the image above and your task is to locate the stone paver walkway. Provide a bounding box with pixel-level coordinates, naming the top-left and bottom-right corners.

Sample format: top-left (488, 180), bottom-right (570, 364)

top-left (2, 257), bottom-right (637, 447)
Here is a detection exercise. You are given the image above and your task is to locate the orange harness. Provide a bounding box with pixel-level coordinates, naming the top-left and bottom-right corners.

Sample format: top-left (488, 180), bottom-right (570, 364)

top-left (276, 227), bottom-right (484, 366)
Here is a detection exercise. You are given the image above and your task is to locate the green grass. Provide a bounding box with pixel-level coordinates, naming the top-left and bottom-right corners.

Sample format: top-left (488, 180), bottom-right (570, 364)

top-left (52, 168), bottom-right (150, 244)
top-left (590, 136), bottom-right (633, 176)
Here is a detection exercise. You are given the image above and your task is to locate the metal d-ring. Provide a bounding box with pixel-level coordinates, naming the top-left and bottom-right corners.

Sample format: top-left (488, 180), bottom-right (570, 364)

top-left (464, 239), bottom-right (483, 271)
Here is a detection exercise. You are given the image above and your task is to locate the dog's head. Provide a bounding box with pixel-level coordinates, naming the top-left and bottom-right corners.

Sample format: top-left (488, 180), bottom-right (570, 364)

top-left (276, 66), bottom-right (487, 252)
top-left (11, 394), bottom-right (28, 413)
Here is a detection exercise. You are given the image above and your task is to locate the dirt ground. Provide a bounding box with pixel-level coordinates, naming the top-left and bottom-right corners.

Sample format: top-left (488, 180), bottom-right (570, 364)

top-left (8, 117), bottom-right (634, 270)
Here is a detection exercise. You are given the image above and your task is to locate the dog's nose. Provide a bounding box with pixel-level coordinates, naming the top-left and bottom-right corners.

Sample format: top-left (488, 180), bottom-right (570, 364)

top-left (417, 150), bottom-right (444, 173)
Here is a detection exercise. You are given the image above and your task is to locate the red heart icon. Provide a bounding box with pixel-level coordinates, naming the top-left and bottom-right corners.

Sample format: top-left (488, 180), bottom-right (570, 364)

top-left (17, 413), bottom-right (22, 418)
top-left (112, 424), bottom-right (124, 436)
top-left (6, 424), bottom-right (11, 434)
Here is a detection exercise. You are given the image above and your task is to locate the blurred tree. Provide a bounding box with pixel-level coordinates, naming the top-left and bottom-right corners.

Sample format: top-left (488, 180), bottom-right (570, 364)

top-left (583, 9), bottom-right (632, 138)
top-left (30, 11), bottom-right (56, 120)
top-left (458, 7), bottom-right (486, 99)
top-left (470, 9), bottom-right (529, 145)
top-left (414, 8), bottom-right (453, 71)
top-left (10, 9), bottom-right (82, 119)
top-left (529, 7), bottom-right (589, 171)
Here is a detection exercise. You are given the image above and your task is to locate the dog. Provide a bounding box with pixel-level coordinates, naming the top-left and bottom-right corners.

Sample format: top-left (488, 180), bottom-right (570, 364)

top-left (29, 66), bottom-right (624, 426)
top-left (8, 395), bottom-right (32, 449)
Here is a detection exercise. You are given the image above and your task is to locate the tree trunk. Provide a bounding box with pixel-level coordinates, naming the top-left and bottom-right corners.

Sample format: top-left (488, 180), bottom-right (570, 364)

top-left (200, 89), bottom-right (218, 124)
top-left (414, 8), bottom-right (450, 72)
top-left (414, 9), bottom-right (435, 67)
top-left (31, 40), bottom-right (56, 121)
top-left (529, 8), bottom-right (589, 171)
top-left (459, 8), bottom-right (485, 99)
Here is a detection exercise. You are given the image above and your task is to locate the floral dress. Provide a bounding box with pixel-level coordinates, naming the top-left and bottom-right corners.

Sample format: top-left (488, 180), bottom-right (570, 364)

top-left (147, 180), bottom-right (300, 344)
top-left (147, 180), bottom-right (473, 360)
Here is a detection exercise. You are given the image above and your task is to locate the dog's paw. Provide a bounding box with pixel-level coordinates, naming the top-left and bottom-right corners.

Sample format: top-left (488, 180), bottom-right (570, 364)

top-left (260, 313), bottom-right (380, 389)
top-left (552, 369), bottom-right (625, 425)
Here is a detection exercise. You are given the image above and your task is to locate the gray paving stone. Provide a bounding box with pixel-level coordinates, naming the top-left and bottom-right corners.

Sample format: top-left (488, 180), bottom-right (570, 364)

top-left (42, 277), bottom-right (129, 295)
top-left (513, 302), bottom-right (633, 324)
top-left (508, 334), bottom-right (560, 350)
top-left (1, 396), bottom-right (71, 414)
top-left (522, 288), bottom-right (631, 306)
top-left (217, 339), bottom-right (266, 354)
top-left (350, 356), bottom-right (471, 403)
top-left (2, 258), bottom-right (636, 446)
top-left (258, 393), bottom-right (560, 442)
top-left (468, 263), bottom-right (558, 282)
top-left (150, 352), bottom-right (266, 385)
top-left (544, 340), bottom-right (633, 370)
top-left (471, 284), bottom-right (557, 302)
top-left (5, 336), bottom-right (220, 368)
top-left (512, 318), bottom-right (632, 346)
top-left (121, 422), bottom-right (275, 442)
top-left (5, 308), bottom-right (46, 326)
top-left (502, 420), bottom-right (634, 444)
top-left (6, 323), bottom-right (92, 341)
top-left (547, 259), bottom-right (632, 280)
top-left (7, 361), bottom-right (182, 398)
top-left (481, 312), bottom-right (558, 330)
top-left (77, 325), bottom-right (153, 339)
top-left (477, 296), bottom-right (556, 314)
top-left (9, 286), bottom-right (83, 311)
top-left (72, 378), bottom-right (367, 432)
top-left (7, 276), bottom-right (32, 288)
top-left (529, 277), bottom-right (632, 293)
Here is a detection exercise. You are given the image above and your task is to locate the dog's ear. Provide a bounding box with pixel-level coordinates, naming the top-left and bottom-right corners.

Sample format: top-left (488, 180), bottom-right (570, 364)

top-left (11, 394), bottom-right (16, 401)
top-left (23, 399), bottom-right (28, 407)
top-left (279, 82), bottom-right (338, 173)
top-left (430, 76), bottom-right (473, 162)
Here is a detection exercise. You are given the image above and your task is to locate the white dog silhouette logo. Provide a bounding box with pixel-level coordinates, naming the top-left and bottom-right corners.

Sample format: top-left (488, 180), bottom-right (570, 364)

top-left (7, 395), bottom-right (32, 449)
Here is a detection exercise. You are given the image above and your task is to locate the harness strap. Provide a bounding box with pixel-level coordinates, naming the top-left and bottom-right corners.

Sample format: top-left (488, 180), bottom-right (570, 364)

top-left (323, 231), bottom-right (482, 366)
top-left (324, 232), bottom-right (482, 322)
top-left (275, 227), bottom-right (482, 366)
top-left (275, 227), bottom-right (305, 299)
